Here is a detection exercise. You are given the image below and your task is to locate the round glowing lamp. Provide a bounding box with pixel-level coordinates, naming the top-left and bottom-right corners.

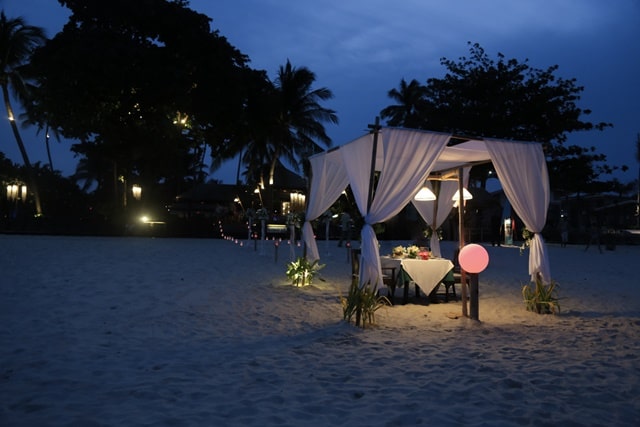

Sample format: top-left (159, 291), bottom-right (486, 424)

top-left (458, 243), bottom-right (489, 273)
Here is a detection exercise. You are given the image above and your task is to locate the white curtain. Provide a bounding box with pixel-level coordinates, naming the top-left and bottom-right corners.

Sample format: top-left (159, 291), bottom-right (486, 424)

top-left (411, 168), bottom-right (469, 257)
top-left (344, 129), bottom-right (450, 287)
top-left (485, 139), bottom-right (551, 283)
top-left (303, 149), bottom-right (350, 262)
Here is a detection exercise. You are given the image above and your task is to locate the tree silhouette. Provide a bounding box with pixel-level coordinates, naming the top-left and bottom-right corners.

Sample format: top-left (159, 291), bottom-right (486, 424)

top-left (210, 60), bottom-right (337, 192)
top-left (380, 78), bottom-right (427, 128)
top-left (381, 42), bottom-right (615, 193)
top-left (0, 12), bottom-right (45, 216)
top-left (29, 0), bottom-right (252, 217)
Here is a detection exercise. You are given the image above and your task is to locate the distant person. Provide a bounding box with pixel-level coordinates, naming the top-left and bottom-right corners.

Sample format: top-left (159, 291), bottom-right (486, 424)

top-left (559, 217), bottom-right (569, 248)
top-left (584, 216), bottom-right (602, 253)
top-left (490, 213), bottom-right (501, 247)
top-left (337, 211), bottom-right (352, 247)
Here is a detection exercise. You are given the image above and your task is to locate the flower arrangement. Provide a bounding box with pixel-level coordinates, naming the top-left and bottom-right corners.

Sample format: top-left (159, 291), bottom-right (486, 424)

top-left (418, 249), bottom-right (431, 260)
top-left (392, 246), bottom-right (405, 257)
top-left (406, 245), bottom-right (420, 259)
top-left (391, 245), bottom-right (429, 259)
top-left (520, 227), bottom-right (534, 255)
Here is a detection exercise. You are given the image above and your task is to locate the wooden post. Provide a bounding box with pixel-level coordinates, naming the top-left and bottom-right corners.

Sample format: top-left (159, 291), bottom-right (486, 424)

top-left (469, 273), bottom-right (479, 320)
top-left (457, 167), bottom-right (468, 317)
top-left (366, 117), bottom-right (381, 214)
top-left (431, 180), bottom-right (440, 251)
top-left (359, 117), bottom-right (381, 286)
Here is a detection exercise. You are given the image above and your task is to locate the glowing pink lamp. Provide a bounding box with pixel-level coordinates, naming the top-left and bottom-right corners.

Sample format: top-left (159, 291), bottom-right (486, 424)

top-left (457, 244), bottom-right (489, 321)
top-left (458, 244), bottom-right (489, 273)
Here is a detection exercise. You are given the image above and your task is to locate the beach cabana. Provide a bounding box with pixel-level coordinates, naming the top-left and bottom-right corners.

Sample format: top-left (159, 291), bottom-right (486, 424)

top-left (301, 125), bottom-right (551, 288)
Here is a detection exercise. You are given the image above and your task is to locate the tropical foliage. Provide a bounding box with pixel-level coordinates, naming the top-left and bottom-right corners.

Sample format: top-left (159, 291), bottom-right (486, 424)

top-left (27, 0), bottom-right (256, 218)
top-left (285, 256), bottom-right (324, 287)
top-left (210, 59), bottom-right (338, 190)
top-left (341, 278), bottom-right (389, 328)
top-left (380, 42), bottom-right (623, 193)
top-left (522, 275), bottom-right (561, 314)
top-left (0, 12), bottom-right (46, 216)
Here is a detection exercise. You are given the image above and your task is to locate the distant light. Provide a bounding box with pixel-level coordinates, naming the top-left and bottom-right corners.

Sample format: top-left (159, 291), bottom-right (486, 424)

top-left (140, 215), bottom-right (150, 223)
top-left (131, 184), bottom-right (142, 200)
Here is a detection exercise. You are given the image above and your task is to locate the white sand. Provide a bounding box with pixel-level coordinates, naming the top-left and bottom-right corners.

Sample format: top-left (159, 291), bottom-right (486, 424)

top-left (1, 234), bottom-right (639, 426)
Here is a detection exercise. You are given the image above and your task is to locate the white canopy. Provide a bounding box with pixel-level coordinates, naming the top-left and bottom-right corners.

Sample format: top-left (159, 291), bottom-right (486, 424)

top-left (301, 127), bottom-right (551, 285)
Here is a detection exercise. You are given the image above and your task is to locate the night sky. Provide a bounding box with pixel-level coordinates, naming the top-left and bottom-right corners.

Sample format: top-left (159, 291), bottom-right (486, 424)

top-left (2, 0), bottom-right (639, 184)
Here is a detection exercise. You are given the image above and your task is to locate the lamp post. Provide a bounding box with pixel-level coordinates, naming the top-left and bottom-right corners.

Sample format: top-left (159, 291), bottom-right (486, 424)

top-left (458, 243), bottom-right (490, 321)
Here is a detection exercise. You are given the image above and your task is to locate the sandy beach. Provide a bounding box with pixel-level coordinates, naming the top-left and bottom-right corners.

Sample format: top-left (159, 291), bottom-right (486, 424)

top-left (1, 234), bottom-right (639, 426)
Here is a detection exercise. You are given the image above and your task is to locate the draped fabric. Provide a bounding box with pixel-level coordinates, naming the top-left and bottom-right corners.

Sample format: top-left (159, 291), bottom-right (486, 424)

top-left (302, 149), bottom-right (350, 262)
top-left (347, 129), bottom-right (451, 287)
top-left (304, 127), bottom-right (552, 286)
top-left (411, 168), bottom-right (469, 257)
top-left (485, 139), bottom-right (551, 283)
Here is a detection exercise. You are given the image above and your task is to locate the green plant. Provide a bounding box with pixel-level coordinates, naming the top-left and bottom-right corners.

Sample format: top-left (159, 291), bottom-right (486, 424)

top-left (341, 278), bottom-right (390, 328)
top-left (522, 274), bottom-right (561, 314)
top-left (285, 257), bottom-right (324, 287)
top-left (519, 227), bottom-right (534, 255)
top-left (424, 227), bottom-right (443, 241)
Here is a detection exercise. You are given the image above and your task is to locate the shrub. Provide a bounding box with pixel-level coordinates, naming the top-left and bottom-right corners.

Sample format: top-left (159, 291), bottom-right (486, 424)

top-left (341, 278), bottom-right (390, 328)
top-left (285, 257), bottom-right (324, 287)
top-left (522, 274), bottom-right (560, 314)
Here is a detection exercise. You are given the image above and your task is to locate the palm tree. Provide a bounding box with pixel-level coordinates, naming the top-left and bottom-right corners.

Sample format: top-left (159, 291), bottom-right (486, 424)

top-left (266, 59), bottom-right (338, 186)
top-left (210, 61), bottom-right (337, 192)
top-left (0, 12), bottom-right (46, 216)
top-left (380, 78), bottom-right (427, 128)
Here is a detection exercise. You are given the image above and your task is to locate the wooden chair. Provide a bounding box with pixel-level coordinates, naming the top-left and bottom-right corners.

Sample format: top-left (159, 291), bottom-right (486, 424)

top-left (438, 270), bottom-right (458, 302)
top-left (436, 248), bottom-right (469, 302)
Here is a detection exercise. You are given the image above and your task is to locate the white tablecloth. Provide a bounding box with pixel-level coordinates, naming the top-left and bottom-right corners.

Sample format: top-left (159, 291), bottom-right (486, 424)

top-left (381, 257), bottom-right (454, 296)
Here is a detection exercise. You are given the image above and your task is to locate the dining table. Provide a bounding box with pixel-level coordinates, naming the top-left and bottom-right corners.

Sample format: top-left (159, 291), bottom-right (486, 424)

top-left (380, 256), bottom-right (454, 304)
